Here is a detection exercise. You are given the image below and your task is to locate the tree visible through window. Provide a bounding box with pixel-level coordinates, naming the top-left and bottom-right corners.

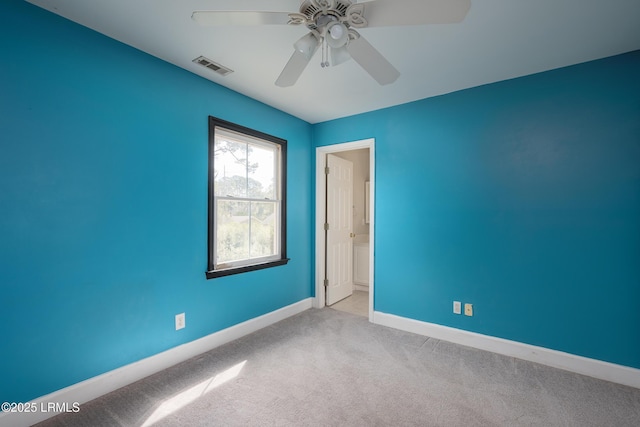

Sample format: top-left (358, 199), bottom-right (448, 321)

top-left (206, 117), bottom-right (288, 279)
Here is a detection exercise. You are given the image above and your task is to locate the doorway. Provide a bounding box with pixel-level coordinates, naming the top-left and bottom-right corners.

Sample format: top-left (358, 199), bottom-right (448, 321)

top-left (314, 139), bottom-right (375, 321)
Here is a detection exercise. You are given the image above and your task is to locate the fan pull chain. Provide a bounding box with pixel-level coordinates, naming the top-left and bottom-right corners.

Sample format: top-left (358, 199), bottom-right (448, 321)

top-left (321, 37), bottom-right (329, 68)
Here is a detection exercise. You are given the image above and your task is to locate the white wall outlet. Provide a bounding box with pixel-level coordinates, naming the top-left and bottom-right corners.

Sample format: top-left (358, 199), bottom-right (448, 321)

top-left (453, 301), bottom-right (462, 314)
top-left (175, 313), bottom-right (185, 330)
top-left (464, 303), bottom-right (473, 317)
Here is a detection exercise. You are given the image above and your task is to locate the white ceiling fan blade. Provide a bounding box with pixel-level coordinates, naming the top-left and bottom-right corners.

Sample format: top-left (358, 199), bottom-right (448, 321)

top-left (346, 35), bottom-right (399, 85)
top-left (192, 11), bottom-right (291, 26)
top-left (356, 0), bottom-right (471, 27)
top-left (276, 49), bottom-right (316, 87)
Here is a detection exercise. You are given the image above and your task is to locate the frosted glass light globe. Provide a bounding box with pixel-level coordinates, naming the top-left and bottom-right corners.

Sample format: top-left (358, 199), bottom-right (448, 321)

top-left (330, 24), bottom-right (344, 40)
top-left (326, 22), bottom-right (348, 48)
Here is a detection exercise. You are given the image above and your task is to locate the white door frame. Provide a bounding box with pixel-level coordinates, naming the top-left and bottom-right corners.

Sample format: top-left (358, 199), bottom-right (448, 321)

top-left (314, 138), bottom-right (375, 322)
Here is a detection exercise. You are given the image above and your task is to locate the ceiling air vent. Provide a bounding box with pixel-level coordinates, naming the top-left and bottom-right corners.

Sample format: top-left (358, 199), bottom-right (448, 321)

top-left (193, 56), bottom-right (233, 76)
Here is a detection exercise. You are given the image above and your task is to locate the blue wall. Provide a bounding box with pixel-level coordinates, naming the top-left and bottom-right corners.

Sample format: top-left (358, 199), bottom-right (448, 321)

top-left (314, 51), bottom-right (640, 369)
top-left (2, 0), bottom-right (639, 406)
top-left (0, 1), bottom-right (313, 403)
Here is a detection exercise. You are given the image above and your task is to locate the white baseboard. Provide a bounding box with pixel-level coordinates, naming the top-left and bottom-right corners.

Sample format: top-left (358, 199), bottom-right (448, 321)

top-left (0, 298), bottom-right (313, 427)
top-left (373, 311), bottom-right (640, 389)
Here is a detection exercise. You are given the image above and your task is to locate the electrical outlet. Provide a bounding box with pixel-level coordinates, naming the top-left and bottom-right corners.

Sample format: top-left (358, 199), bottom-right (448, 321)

top-left (175, 313), bottom-right (185, 330)
top-left (453, 301), bottom-right (462, 315)
top-left (464, 303), bottom-right (473, 317)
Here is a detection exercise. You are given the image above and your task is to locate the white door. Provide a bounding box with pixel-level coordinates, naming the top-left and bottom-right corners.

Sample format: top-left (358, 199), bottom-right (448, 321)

top-left (325, 154), bottom-right (354, 305)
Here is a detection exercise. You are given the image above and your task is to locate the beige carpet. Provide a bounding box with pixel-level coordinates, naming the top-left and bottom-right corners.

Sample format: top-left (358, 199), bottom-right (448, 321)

top-left (36, 308), bottom-right (640, 426)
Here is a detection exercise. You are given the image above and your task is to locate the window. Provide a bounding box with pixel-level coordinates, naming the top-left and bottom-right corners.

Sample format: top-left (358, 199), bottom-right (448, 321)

top-left (206, 116), bottom-right (288, 279)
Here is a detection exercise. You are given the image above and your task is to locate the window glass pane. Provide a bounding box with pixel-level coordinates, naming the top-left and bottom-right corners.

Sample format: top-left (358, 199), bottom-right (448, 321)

top-left (214, 137), bottom-right (247, 198)
top-left (250, 202), bottom-right (277, 259)
top-left (208, 117), bottom-right (287, 278)
top-left (216, 200), bottom-right (250, 264)
top-left (248, 144), bottom-right (276, 200)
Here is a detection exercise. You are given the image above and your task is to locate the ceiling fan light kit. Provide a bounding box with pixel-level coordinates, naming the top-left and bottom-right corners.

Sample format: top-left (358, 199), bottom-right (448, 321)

top-left (331, 45), bottom-right (351, 66)
top-left (294, 32), bottom-right (321, 60)
top-left (326, 21), bottom-right (348, 48)
top-left (192, 0), bottom-right (471, 87)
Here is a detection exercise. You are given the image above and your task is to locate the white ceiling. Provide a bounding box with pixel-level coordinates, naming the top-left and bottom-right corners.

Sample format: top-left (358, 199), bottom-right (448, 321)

top-left (26, 0), bottom-right (640, 124)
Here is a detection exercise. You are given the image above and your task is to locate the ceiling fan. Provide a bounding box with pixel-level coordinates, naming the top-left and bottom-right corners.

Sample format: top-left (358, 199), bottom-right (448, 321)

top-left (192, 0), bottom-right (471, 87)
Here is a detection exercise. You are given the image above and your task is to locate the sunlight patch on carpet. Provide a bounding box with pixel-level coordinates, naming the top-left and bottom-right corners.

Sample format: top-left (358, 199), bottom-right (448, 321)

top-left (141, 360), bottom-right (247, 426)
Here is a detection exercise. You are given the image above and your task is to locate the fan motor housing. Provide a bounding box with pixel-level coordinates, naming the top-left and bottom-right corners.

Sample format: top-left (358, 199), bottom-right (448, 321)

top-left (299, 0), bottom-right (352, 21)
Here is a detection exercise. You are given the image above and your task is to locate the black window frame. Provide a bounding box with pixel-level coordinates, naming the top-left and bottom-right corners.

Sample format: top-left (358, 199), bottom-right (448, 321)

top-left (206, 116), bottom-right (289, 279)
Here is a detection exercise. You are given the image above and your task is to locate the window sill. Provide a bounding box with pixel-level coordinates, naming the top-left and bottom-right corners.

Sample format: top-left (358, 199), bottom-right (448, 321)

top-left (205, 258), bottom-right (290, 279)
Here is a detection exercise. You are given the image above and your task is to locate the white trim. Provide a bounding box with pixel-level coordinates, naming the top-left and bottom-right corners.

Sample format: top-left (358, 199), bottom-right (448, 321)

top-left (373, 311), bottom-right (640, 389)
top-left (314, 139), bottom-right (375, 322)
top-left (0, 298), bottom-right (313, 427)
